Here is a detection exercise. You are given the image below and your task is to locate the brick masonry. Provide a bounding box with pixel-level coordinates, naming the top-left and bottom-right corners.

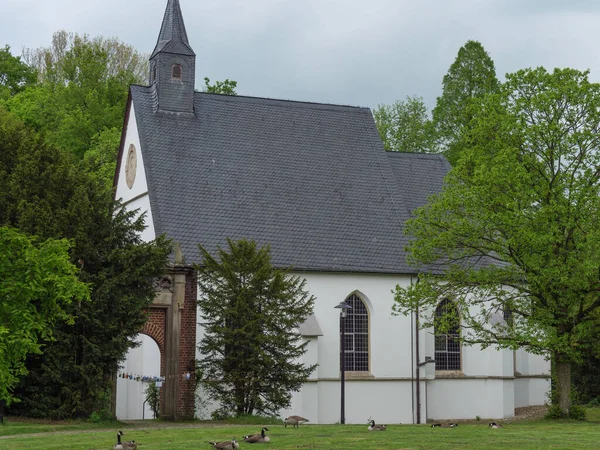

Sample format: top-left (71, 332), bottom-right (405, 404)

top-left (142, 268), bottom-right (197, 419)
top-left (179, 270), bottom-right (197, 418)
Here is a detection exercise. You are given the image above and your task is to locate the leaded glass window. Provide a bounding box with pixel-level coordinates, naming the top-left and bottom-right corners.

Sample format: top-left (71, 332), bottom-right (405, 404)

top-left (434, 299), bottom-right (461, 371)
top-left (340, 294), bottom-right (369, 372)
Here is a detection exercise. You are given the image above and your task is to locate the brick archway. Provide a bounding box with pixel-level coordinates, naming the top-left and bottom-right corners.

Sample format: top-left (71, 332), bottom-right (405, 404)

top-left (142, 313), bottom-right (166, 351)
top-left (146, 262), bottom-right (197, 420)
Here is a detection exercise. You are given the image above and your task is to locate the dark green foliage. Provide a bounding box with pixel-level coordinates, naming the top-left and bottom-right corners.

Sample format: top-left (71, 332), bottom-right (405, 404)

top-left (545, 403), bottom-right (586, 421)
top-left (0, 46), bottom-right (37, 100)
top-left (572, 335), bottom-right (600, 405)
top-left (0, 107), bottom-right (171, 418)
top-left (569, 405), bottom-right (587, 421)
top-left (196, 239), bottom-right (316, 417)
top-left (545, 403), bottom-right (566, 420)
top-left (12, 209), bottom-right (171, 419)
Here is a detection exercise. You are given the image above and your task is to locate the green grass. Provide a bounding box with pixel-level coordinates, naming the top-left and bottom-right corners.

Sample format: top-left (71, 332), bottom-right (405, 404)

top-left (0, 410), bottom-right (599, 450)
top-left (0, 418), bottom-right (117, 437)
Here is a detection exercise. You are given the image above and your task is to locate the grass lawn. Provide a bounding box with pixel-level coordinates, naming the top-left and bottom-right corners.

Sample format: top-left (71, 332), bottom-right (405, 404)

top-left (0, 410), bottom-right (599, 450)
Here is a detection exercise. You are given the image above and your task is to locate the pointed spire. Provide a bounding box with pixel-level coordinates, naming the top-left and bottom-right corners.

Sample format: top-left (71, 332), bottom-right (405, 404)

top-left (151, 0), bottom-right (195, 58)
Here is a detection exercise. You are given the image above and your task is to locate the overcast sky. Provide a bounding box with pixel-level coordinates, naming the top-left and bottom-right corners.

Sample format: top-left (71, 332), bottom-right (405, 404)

top-left (3, 0), bottom-right (600, 110)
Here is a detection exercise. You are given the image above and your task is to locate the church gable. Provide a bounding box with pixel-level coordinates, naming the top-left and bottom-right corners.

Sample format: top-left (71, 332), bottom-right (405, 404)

top-left (114, 96), bottom-right (157, 242)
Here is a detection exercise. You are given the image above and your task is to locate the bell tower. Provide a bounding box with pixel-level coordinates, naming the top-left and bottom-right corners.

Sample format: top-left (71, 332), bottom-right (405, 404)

top-left (149, 0), bottom-right (196, 113)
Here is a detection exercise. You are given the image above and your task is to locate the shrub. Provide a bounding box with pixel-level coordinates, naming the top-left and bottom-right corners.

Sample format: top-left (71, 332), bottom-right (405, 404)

top-left (569, 405), bottom-right (586, 421)
top-left (545, 404), bottom-right (565, 420)
top-left (145, 381), bottom-right (160, 419)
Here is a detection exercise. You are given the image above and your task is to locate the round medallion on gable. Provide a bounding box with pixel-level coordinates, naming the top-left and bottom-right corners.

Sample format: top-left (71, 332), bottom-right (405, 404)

top-left (125, 143), bottom-right (137, 189)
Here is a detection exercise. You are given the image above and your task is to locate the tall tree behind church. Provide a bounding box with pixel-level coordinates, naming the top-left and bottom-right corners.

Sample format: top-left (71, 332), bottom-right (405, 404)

top-left (373, 95), bottom-right (437, 153)
top-left (432, 40), bottom-right (499, 165)
top-left (3, 32), bottom-right (144, 193)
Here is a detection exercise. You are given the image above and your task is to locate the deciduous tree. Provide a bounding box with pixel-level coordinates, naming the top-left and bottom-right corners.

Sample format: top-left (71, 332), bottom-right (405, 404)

top-left (196, 239), bottom-right (316, 417)
top-left (0, 227), bottom-right (89, 405)
top-left (7, 32), bottom-right (141, 159)
top-left (394, 67), bottom-right (600, 418)
top-left (373, 95), bottom-right (436, 153)
top-left (0, 45), bottom-right (37, 100)
top-left (432, 40), bottom-right (499, 164)
top-left (202, 76), bottom-right (237, 95)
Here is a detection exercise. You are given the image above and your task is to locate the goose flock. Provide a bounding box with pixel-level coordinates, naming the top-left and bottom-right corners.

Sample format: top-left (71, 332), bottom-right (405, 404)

top-left (112, 415), bottom-right (503, 448)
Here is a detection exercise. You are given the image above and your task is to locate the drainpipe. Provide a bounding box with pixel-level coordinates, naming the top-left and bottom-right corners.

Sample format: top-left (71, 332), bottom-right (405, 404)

top-left (410, 278), bottom-right (415, 424)
top-left (415, 301), bottom-right (421, 424)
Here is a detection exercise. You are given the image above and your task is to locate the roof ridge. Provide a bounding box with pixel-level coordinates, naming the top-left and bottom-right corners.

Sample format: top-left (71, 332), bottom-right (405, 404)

top-left (196, 91), bottom-right (371, 112)
top-left (132, 84), bottom-right (371, 112)
top-left (386, 151), bottom-right (448, 159)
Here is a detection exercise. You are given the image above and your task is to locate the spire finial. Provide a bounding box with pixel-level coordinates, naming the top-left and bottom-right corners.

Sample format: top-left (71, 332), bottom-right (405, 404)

top-left (151, 0), bottom-right (195, 58)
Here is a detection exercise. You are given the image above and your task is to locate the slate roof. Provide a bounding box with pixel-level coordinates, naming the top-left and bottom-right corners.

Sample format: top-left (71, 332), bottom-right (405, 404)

top-left (150, 0), bottom-right (195, 58)
top-left (130, 86), bottom-right (450, 274)
top-left (386, 152), bottom-right (450, 215)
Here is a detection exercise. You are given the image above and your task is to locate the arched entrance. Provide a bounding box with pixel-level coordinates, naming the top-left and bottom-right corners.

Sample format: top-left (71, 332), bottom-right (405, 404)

top-left (115, 251), bottom-right (197, 420)
top-left (116, 334), bottom-right (161, 419)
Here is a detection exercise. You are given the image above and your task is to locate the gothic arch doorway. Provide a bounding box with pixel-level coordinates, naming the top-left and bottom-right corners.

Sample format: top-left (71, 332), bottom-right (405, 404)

top-left (116, 334), bottom-right (161, 420)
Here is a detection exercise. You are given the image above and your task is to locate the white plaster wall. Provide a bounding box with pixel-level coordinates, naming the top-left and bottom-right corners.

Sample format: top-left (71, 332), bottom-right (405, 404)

top-left (116, 334), bottom-right (161, 420)
top-left (299, 272), bottom-right (413, 379)
top-left (420, 313), bottom-right (514, 378)
top-left (114, 103), bottom-right (156, 243)
top-left (514, 378), bottom-right (550, 408)
top-left (193, 270), bottom-right (549, 423)
top-left (515, 349), bottom-right (550, 376)
top-left (284, 272), bottom-right (418, 424)
top-left (427, 378), bottom-right (514, 420)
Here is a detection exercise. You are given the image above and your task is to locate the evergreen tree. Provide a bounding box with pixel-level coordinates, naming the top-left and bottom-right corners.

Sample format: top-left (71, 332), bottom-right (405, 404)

top-left (196, 239), bottom-right (317, 417)
top-left (0, 107), bottom-right (171, 418)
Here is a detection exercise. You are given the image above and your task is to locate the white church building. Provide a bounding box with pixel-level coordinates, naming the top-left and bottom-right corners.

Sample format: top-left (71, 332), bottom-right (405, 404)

top-left (113, 0), bottom-right (549, 423)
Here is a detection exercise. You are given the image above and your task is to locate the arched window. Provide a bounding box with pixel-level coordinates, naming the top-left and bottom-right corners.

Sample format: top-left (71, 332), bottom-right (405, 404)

top-left (434, 299), bottom-right (461, 371)
top-left (171, 63), bottom-right (182, 80)
top-left (340, 293), bottom-right (369, 372)
top-left (152, 66), bottom-right (157, 82)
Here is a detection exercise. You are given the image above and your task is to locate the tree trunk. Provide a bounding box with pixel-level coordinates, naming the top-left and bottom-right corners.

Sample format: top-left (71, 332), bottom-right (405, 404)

top-left (555, 353), bottom-right (571, 416)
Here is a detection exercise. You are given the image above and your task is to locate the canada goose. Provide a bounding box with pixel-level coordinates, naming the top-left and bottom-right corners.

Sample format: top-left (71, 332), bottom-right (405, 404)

top-left (284, 415), bottom-right (309, 428)
top-left (113, 431), bottom-right (125, 450)
top-left (488, 422), bottom-right (503, 429)
top-left (243, 427), bottom-right (270, 443)
top-left (208, 439), bottom-right (240, 449)
top-left (114, 431), bottom-right (137, 450)
top-left (123, 440), bottom-right (137, 450)
top-left (368, 420), bottom-right (387, 431)
top-left (431, 423), bottom-right (458, 428)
